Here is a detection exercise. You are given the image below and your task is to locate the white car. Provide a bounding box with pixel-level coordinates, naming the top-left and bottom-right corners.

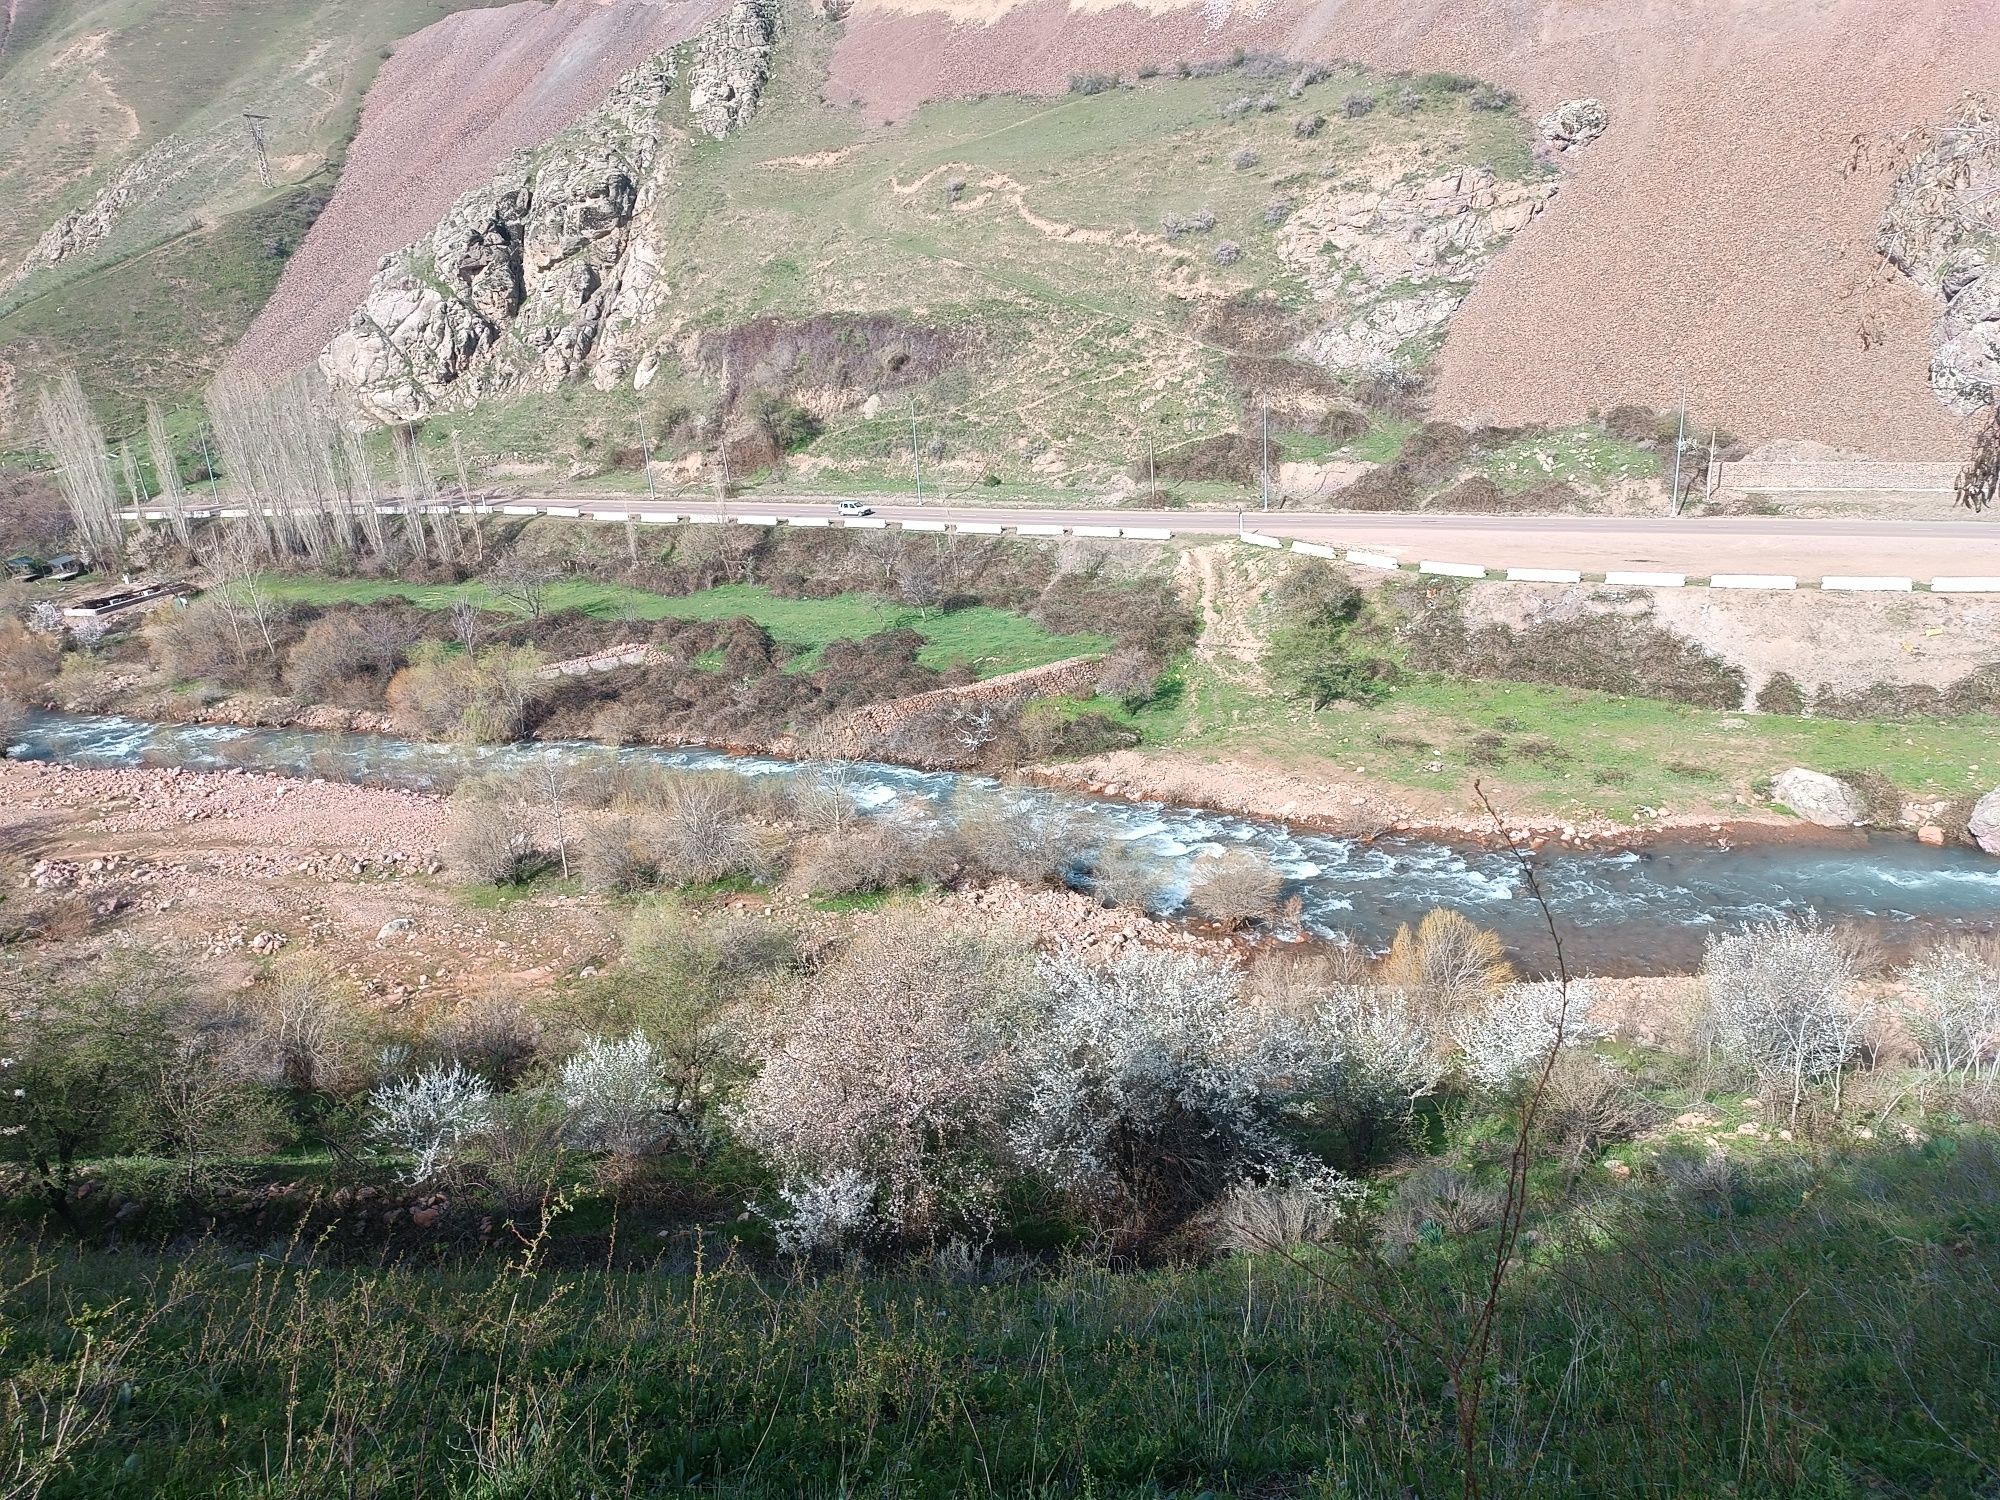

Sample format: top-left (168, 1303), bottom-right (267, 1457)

top-left (836, 500), bottom-right (875, 517)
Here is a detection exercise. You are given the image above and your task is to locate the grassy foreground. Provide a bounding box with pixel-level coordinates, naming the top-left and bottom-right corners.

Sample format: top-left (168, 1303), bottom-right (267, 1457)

top-left (253, 575), bottom-right (1109, 676)
top-left (5, 1136), bottom-right (1995, 1497)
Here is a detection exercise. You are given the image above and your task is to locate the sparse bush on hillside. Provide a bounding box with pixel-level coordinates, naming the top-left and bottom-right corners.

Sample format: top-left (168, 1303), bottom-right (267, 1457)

top-left (1293, 112), bottom-right (1326, 138)
top-left (1314, 985), bottom-right (1446, 1160)
top-left (1232, 147), bottom-right (1261, 170)
top-left (285, 608), bottom-right (425, 705)
top-left (1899, 941), bottom-right (2000, 1077)
top-left (1185, 847), bottom-right (1285, 930)
top-left (1343, 91), bottom-right (1376, 117)
top-left (1703, 915), bottom-right (1866, 1122)
top-left (1161, 208), bottom-right (1217, 240)
top-left (1068, 72), bottom-right (1116, 95)
top-left (1470, 82), bottom-right (1518, 111)
top-left (444, 788), bottom-right (539, 885)
top-left (1212, 240), bottom-right (1244, 266)
top-left (1264, 568), bottom-right (1396, 709)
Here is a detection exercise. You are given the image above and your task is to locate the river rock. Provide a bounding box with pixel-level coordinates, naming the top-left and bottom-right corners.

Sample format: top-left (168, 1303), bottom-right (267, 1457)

top-left (1771, 768), bottom-right (1866, 827)
top-left (1970, 788), bottom-right (2000, 855)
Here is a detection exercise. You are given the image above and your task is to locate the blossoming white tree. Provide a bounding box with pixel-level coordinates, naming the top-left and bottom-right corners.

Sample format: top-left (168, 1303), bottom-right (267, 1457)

top-left (1452, 980), bottom-right (1603, 1094)
top-left (1703, 915), bottom-right (1865, 1122)
top-left (1011, 949), bottom-right (1342, 1231)
top-left (368, 1062), bottom-right (492, 1183)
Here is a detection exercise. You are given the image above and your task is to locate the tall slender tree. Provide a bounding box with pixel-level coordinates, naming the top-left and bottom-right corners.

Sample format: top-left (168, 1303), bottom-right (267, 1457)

top-left (145, 403), bottom-right (191, 548)
top-left (34, 374), bottom-right (123, 566)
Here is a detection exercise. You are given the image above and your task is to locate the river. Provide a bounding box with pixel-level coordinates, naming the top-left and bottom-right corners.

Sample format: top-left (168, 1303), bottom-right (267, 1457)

top-left (9, 712), bottom-right (1998, 974)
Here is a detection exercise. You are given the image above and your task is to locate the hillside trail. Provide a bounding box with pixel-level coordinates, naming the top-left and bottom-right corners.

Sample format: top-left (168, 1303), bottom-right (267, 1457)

top-left (1179, 543), bottom-right (1266, 686)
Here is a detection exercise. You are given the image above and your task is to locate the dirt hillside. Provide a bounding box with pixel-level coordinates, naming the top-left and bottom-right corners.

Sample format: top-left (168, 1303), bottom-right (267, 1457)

top-left (828, 0), bottom-right (2000, 457)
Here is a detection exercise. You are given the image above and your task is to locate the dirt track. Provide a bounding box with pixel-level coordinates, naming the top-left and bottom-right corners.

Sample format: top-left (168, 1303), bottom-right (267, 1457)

top-left (829, 0), bottom-right (2000, 458)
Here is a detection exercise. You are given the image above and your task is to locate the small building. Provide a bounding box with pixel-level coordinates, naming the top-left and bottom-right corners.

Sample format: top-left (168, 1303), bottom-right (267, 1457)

top-left (4, 555), bottom-right (40, 582)
top-left (44, 554), bottom-right (85, 581)
top-left (61, 578), bottom-right (194, 619)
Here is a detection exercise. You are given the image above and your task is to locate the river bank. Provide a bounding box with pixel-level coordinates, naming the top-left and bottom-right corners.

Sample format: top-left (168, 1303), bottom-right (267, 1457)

top-left (85, 684), bottom-right (1838, 853)
top-left (10, 711), bottom-right (2000, 975)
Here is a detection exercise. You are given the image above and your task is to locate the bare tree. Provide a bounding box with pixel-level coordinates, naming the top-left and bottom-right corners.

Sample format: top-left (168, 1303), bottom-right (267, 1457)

top-left (1959, 403), bottom-right (1998, 514)
top-left (145, 402), bottom-right (191, 548)
top-left (1702, 914), bottom-right (1866, 1122)
top-left (494, 555), bottom-right (561, 623)
top-left (35, 374), bottom-right (123, 565)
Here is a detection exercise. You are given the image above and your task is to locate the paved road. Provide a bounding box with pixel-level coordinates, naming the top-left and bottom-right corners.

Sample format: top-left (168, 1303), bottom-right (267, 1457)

top-left (529, 494), bottom-right (1999, 578)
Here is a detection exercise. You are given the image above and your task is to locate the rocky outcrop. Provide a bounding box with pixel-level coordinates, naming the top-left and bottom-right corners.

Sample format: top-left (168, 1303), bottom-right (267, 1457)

top-left (688, 0), bottom-right (778, 140)
top-left (1878, 95), bottom-right (2000, 414)
top-left (1771, 768), bottom-right (1867, 827)
top-left (1280, 155), bottom-right (1557, 375)
top-left (1970, 787), bottom-right (2000, 855)
top-left (0, 135), bottom-right (204, 297)
top-left (321, 0), bottom-right (775, 424)
top-left (1537, 98), bottom-right (1608, 157)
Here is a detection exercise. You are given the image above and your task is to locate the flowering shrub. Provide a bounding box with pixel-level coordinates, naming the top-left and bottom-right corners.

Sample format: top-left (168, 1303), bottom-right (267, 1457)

top-left (1011, 949), bottom-right (1338, 1230)
top-left (1899, 944), bottom-right (2000, 1078)
top-left (368, 1062), bottom-right (492, 1183)
top-left (729, 914), bottom-right (1028, 1246)
top-left (1703, 916), bottom-right (1864, 1120)
top-left (559, 1033), bottom-right (676, 1157)
top-left (1452, 980), bottom-right (1602, 1093)
top-left (765, 1167), bottom-right (879, 1257)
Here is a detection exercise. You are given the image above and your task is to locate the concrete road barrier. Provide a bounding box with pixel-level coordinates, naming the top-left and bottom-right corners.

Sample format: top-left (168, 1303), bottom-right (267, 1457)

top-left (590, 510), bottom-right (632, 522)
top-left (955, 521), bottom-right (1004, 534)
top-left (1120, 527), bottom-right (1173, 540)
top-left (1018, 523), bottom-right (1066, 536)
top-left (1820, 576), bottom-right (1913, 592)
top-left (901, 519), bottom-right (948, 532)
top-left (639, 512), bottom-right (679, 524)
top-left (544, 506), bottom-right (581, 518)
top-left (689, 513), bottom-right (725, 524)
top-left (501, 504), bottom-right (539, 516)
top-left (785, 515), bottom-right (829, 527)
top-left (1506, 567), bottom-right (1582, 583)
top-left (1710, 574), bottom-right (1797, 590)
top-left (1930, 576), bottom-right (2000, 593)
top-left (1345, 549), bottom-right (1400, 570)
top-left (843, 516), bottom-right (889, 529)
top-left (1240, 531), bottom-right (1284, 549)
top-left (733, 514), bottom-right (779, 526)
top-left (1420, 561), bottom-right (1487, 579)
top-left (1291, 541), bottom-right (1338, 559)
top-left (1606, 570), bottom-right (1687, 587)
top-left (1072, 524), bottom-right (1121, 538)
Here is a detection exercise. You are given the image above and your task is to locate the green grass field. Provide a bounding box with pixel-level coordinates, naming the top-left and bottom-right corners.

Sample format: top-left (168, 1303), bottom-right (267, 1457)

top-left (1133, 657), bottom-right (1996, 823)
top-left (255, 574), bottom-right (1108, 676)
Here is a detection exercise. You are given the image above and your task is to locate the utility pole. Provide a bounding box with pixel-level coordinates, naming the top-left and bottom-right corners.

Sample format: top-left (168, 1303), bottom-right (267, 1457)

top-left (1260, 398), bottom-right (1271, 512)
top-left (242, 112), bottom-right (272, 188)
top-left (1669, 390), bottom-right (1688, 517)
top-left (638, 413), bottom-right (657, 503)
top-left (910, 400), bottom-right (924, 503)
top-left (197, 424), bottom-right (222, 503)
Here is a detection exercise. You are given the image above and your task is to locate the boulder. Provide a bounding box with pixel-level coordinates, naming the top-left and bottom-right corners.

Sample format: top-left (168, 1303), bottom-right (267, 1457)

top-left (1771, 767), bottom-right (1867, 827)
top-left (1970, 788), bottom-right (2000, 855)
top-left (1538, 97), bottom-right (1609, 153)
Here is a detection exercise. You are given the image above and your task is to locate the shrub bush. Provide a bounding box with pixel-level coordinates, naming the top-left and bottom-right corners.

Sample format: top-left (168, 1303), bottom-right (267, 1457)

top-left (1185, 847), bottom-right (1285, 930)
